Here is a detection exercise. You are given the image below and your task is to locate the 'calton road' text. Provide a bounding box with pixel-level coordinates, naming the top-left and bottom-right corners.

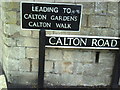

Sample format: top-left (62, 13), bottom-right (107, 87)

top-left (21, 2), bottom-right (82, 31)
top-left (46, 35), bottom-right (120, 50)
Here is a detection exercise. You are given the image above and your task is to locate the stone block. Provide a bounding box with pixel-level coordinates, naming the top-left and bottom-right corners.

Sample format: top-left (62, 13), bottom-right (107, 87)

top-left (54, 61), bottom-right (73, 74)
top-left (7, 71), bottom-right (38, 85)
top-left (16, 11), bottom-right (20, 25)
top-left (82, 74), bottom-right (111, 86)
top-left (17, 37), bottom-right (39, 47)
top-left (99, 52), bottom-right (115, 61)
top-left (3, 36), bottom-right (16, 46)
top-left (32, 59), bottom-right (38, 72)
top-left (0, 75), bottom-right (7, 90)
top-left (45, 49), bottom-right (49, 60)
top-left (44, 73), bottom-right (61, 86)
top-left (46, 31), bottom-right (54, 35)
top-left (72, 62), bottom-right (84, 74)
top-left (80, 28), bottom-right (92, 35)
top-left (45, 61), bottom-right (53, 72)
top-left (26, 48), bottom-right (39, 58)
top-left (9, 0), bottom-right (34, 2)
top-left (19, 59), bottom-right (30, 72)
top-left (4, 24), bottom-right (20, 36)
top-left (63, 49), bottom-right (75, 61)
top-left (82, 64), bottom-right (99, 76)
top-left (88, 28), bottom-right (117, 37)
top-left (81, 14), bottom-right (87, 27)
top-left (2, 55), bottom-right (7, 71)
top-left (35, 0), bottom-right (54, 2)
top-left (2, 2), bottom-right (19, 11)
top-left (99, 52), bottom-right (115, 67)
top-left (108, 2), bottom-right (118, 16)
top-left (94, 2), bottom-right (107, 14)
top-left (110, 16), bottom-right (118, 30)
top-left (115, 30), bottom-right (119, 37)
top-left (98, 68), bottom-right (113, 76)
top-left (4, 11), bottom-right (17, 24)
top-left (88, 15), bottom-right (110, 28)
top-left (78, 2), bottom-right (94, 14)
top-left (4, 46), bottom-right (25, 59)
top-left (32, 31), bottom-right (39, 38)
top-left (45, 73), bottom-right (82, 86)
top-left (20, 30), bottom-right (31, 37)
top-left (55, 0), bottom-right (75, 3)
top-left (6, 58), bottom-right (19, 71)
top-left (60, 73), bottom-right (82, 86)
top-left (63, 49), bottom-right (95, 63)
top-left (1, 8), bottom-right (5, 21)
top-left (49, 49), bottom-right (63, 61)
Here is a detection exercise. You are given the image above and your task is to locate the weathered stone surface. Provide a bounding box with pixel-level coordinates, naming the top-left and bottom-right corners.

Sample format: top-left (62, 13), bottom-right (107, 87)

top-left (83, 64), bottom-right (100, 76)
top-left (55, 0), bottom-right (75, 2)
top-left (44, 73), bottom-right (61, 86)
top-left (45, 73), bottom-right (83, 86)
top-left (32, 60), bottom-right (54, 72)
top-left (60, 73), bottom-right (82, 86)
top-left (7, 71), bottom-right (38, 85)
top-left (19, 59), bottom-right (30, 72)
top-left (35, 0), bottom-right (54, 2)
top-left (54, 61), bottom-right (73, 74)
top-left (72, 63), bottom-right (84, 74)
top-left (82, 74), bottom-right (111, 86)
top-left (45, 61), bottom-right (53, 72)
top-left (6, 58), bottom-right (19, 71)
top-left (4, 46), bottom-right (25, 59)
top-left (99, 52), bottom-right (115, 67)
top-left (26, 48), bottom-right (39, 58)
top-left (88, 15), bottom-right (111, 28)
top-left (94, 2), bottom-right (107, 14)
top-left (2, 2), bottom-right (19, 11)
top-left (80, 28), bottom-right (92, 35)
top-left (32, 59), bottom-right (38, 72)
top-left (0, 75), bottom-right (7, 90)
top-left (110, 16), bottom-right (118, 30)
top-left (81, 27), bottom-right (118, 37)
top-left (17, 37), bottom-right (39, 47)
top-left (4, 11), bottom-right (17, 24)
top-left (20, 30), bottom-right (31, 37)
top-left (81, 15), bottom-right (88, 27)
top-left (4, 24), bottom-right (20, 36)
top-left (32, 31), bottom-right (39, 38)
top-left (8, 0), bottom-right (34, 2)
top-left (63, 50), bottom-right (95, 63)
top-left (99, 52), bottom-right (115, 61)
top-left (49, 49), bottom-right (63, 61)
top-left (45, 49), bottom-right (49, 60)
top-left (79, 2), bottom-right (94, 14)
top-left (3, 36), bottom-right (16, 46)
top-left (108, 2), bottom-right (118, 15)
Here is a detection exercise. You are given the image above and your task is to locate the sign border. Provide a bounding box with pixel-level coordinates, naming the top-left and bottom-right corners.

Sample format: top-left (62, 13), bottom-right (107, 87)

top-left (20, 1), bottom-right (83, 32)
top-left (46, 35), bottom-right (120, 50)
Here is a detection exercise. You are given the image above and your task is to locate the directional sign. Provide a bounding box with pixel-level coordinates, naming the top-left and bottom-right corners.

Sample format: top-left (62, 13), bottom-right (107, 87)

top-left (46, 35), bottom-right (120, 50)
top-left (20, 2), bottom-right (82, 31)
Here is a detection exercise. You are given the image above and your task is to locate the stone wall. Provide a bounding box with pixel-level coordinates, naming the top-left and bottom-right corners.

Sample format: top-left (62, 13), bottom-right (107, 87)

top-left (0, 0), bottom-right (119, 87)
top-left (0, 1), bottom-right (3, 66)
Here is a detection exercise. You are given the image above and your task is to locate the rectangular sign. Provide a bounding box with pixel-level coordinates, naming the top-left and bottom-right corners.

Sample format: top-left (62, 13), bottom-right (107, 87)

top-left (46, 35), bottom-right (120, 50)
top-left (21, 2), bottom-right (82, 31)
